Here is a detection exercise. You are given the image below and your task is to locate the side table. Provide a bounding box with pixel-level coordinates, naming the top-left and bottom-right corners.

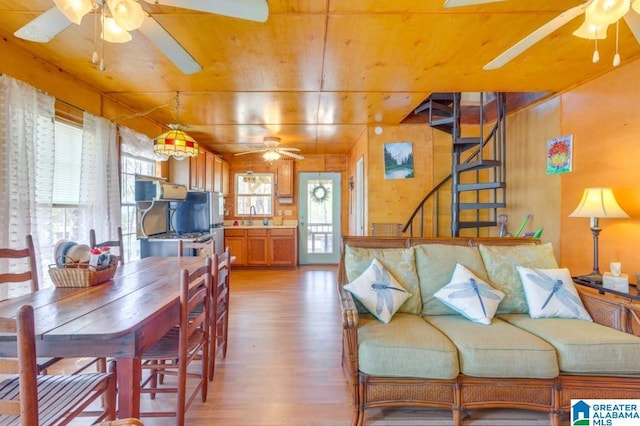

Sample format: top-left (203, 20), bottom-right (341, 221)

top-left (574, 278), bottom-right (640, 335)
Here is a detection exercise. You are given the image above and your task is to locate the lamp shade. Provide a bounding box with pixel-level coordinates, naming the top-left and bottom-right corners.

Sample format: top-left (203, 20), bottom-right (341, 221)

top-left (153, 125), bottom-right (199, 160)
top-left (585, 0), bottom-right (630, 27)
top-left (569, 187), bottom-right (629, 218)
top-left (101, 17), bottom-right (132, 43)
top-left (572, 20), bottom-right (608, 40)
top-left (263, 150), bottom-right (280, 161)
top-left (53, 0), bottom-right (93, 25)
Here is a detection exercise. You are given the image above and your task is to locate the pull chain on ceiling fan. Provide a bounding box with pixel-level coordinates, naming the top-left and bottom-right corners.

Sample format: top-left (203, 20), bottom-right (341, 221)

top-left (14, 0), bottom-right (269, 75)
top-left (444, 0), bottom-right (640, 69)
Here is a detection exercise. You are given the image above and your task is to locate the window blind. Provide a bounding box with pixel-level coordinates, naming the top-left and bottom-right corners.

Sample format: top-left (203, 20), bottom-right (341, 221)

top-left (52, 120), bottom-right (82, 205)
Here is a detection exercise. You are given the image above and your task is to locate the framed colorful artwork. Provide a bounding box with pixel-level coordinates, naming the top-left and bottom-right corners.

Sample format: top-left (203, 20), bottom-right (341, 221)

top-left (546, 135), bottom-right (573, 174)
top-left (384, 142), bottom-right (414, 179)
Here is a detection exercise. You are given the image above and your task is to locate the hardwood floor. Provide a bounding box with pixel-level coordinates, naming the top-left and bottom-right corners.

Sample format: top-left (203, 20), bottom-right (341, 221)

top-left (67, 265), bottom-right (552, 425)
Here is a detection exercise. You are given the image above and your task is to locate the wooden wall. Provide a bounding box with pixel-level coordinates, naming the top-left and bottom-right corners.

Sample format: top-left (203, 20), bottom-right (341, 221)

top-left (559, 58), bottom-right (640, 276)
top-left (503, 98), bottom-right (562, 256)
top-left (365, 124), bottom-right (434, 235)
top-left (0, 39), bottom-right (162, 139)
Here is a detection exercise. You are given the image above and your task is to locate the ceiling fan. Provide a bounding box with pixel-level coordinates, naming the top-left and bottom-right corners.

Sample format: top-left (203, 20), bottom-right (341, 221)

top-left (234, 137), bottom-right (305, 161)
top-left (13, 0), bottom-right (269, 75)
top-left (444, 0), bottom-right (640, 69)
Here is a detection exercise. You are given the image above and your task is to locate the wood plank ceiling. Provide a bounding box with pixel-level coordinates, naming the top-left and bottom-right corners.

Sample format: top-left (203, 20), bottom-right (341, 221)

top-left (0, 0), bottom-right (638, 156)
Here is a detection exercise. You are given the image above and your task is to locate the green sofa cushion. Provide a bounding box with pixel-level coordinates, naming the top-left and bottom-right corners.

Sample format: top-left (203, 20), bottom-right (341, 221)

top-left (478, 243), bottom-right (558, 314)
top-left (358, 313), bottom-right (459, 379)
top-left (415, 244), bottom-right (489, 316)
top-left (500, 314), bottom-right (640, 375)
top-left (426, 315), bottom-right (559, 379)
top-left (345, 246), bottom-right (421, 315)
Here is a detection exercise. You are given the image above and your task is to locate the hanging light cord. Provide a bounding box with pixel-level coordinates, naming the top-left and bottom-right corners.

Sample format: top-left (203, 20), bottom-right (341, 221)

top-left (112, 95), bottom-right (177, 122)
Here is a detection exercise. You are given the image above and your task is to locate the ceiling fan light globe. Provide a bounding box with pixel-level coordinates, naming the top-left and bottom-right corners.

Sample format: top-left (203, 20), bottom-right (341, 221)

top-left (586, 0), bottom-right (630, 27)
top-left (53, 0), bottom-right (93, 25)
top-left (107, 0), bottom-right (146, 31)
top-left (101, 17), bottom-right (133, 43)
top-left (573, 20), bottom-right (608, 39)
top-left (263, 151), bottom-right (281, 161)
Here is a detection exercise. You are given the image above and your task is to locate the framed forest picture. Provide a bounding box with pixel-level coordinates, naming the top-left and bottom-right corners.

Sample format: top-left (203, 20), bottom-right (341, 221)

top-left (384, 142), bottom-right (414, 179)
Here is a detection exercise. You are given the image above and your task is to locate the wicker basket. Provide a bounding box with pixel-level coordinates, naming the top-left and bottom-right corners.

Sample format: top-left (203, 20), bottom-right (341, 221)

top-left (49, 258), bottom-right (118, 288)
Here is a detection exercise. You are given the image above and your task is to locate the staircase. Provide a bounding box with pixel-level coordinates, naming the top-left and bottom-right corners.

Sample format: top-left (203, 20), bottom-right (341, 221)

top-left (404, 92), bottom-right (507, 237)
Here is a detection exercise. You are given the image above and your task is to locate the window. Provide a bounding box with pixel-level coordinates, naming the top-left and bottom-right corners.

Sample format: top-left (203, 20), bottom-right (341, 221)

top-left (121, 154), bottom-right (155, 262)
top-left (51, 119), bottom-right (82, 242)
top-left (235, 173), bottom-right (274, 216)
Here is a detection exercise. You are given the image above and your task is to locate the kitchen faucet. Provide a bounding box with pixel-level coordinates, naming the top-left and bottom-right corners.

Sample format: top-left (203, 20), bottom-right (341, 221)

top-left (249, 205), bottom-right (257, 226)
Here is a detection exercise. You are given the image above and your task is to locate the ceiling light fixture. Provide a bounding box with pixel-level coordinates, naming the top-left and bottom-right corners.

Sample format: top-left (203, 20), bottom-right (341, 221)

top-left (53, 0), bottom-right (93, 25)
top-left (585, 0), bottom-right (630, 27)
top-left (153, 93), bottom-right (199, 161)
top-left (107, 0), bottom-right (145, 31)
top-left (263, 150), bottom-right (281, 161)
top-left (101, 16), bottom-right (132, 43)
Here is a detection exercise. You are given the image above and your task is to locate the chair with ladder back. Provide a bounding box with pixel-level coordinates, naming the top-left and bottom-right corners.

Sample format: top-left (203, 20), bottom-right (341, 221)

top-left (139, 256), bottom-right (212, 425)
top-left (0, 304), bottom-right (116, 425)
top-left (0, 235), bottom-right (63, 373)
top-left (90, 227), bottom-right (125, 265)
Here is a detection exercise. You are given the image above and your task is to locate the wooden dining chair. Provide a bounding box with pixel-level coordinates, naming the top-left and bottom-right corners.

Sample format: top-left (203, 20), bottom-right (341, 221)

top-left (139, 256), bottom-right (212, 425)
top-left (177, 239), bottom-right (215, 257)
top-left (0, 235), bottom-right (64, 373)
top-left (210, 246), bottom-right (231, 381)
top-left (93, 418), bottom-right (144, 426)
top-left (0, 234), bottom-right (40, 297)
top-left (90, 226), bottom-right (125, 265)
top-left (0, 304), bottom-right (117, 425)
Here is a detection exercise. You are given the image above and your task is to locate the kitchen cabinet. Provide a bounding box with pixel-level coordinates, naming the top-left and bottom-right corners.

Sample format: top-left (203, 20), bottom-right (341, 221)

top-left (276, 159), bottom-right (293, 198)
top-left (170, 148), bottom-right (212, 191)
top-left (205, 151), bottom-right (215, 192)
top-left (213, 155), bottom-right (223, 193)
top-left (224, 229), bottom-right (246, 266)
top-left (223, 227), bottom-right (297, 266)
top-left (247, 229), bottom-right (268, 265)
top-left (269, 228), bottom-right (297, 266)
top-left (196, 147), bottom-right (206, 190)
top-left (221, 159), bottom-right (230, 196)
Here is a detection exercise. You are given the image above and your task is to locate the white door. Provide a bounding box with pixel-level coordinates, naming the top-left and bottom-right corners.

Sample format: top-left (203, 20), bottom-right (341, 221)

top-left (298, 172), bottom-right (341, 264)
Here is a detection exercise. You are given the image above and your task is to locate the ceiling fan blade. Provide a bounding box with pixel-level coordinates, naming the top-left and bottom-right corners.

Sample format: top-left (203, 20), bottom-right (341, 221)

top-left (137, 16), bottom-right (202, 75)
top-left (624, 11), bottom-right (640, 44)
top-left (234, 149), bottom-right (267, 156)
top-left (444, 0), bottom-right (506, 8)
top-left (14, 7), bottom-right (72, 43)
top-left (278, 150), bottom-right (304, 160)
top-left (483, 3), bottom-right (589, 70)
top-left (143, 0), bottom-right (268, 23)
top-left (277, 147), bottom-right (301, 152)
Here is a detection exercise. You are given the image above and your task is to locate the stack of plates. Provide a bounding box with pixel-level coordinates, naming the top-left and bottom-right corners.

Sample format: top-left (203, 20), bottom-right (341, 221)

top-left (54, 240), bottom-right (91, 266)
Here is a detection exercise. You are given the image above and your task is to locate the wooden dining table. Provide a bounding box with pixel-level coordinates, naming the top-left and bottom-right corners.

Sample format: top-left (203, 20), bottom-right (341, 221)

top-left (0, 255), bottom-right (207, 419)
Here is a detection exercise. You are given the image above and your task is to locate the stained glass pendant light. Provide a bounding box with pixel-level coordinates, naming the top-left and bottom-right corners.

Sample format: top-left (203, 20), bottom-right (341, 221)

top-left (153, 93), bottom-right (198, 161)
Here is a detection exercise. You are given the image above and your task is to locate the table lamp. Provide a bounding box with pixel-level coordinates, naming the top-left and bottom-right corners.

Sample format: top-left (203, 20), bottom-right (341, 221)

top-left (569, 187), bottom-right (629, 284)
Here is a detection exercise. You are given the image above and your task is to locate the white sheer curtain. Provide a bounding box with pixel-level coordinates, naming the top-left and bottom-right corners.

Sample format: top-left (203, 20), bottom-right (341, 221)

top-left (0, 75), bottom-right (55, 293)
top-left (78, 112), bottom-right (121, 248)
top-left (120, 125), bottom-right (164, 161)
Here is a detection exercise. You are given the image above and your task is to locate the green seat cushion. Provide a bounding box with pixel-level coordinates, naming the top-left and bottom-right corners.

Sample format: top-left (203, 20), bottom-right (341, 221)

top-left (415, 244), bottom-right (489, 316)
top-left (500, 314), bottom-right (640, 375)
top-left (478, 243), bottom-right (558, 314)
top-left (358, 313), bottom-right (459, 379)
top-left (426, 315), bottom-right (559, 379)
top-left (345, 246), bottom-right (421, 315)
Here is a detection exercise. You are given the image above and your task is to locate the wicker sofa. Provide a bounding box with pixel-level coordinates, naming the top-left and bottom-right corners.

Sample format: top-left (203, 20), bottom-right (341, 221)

top-left (337, 236), bottom-right (640, 426)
